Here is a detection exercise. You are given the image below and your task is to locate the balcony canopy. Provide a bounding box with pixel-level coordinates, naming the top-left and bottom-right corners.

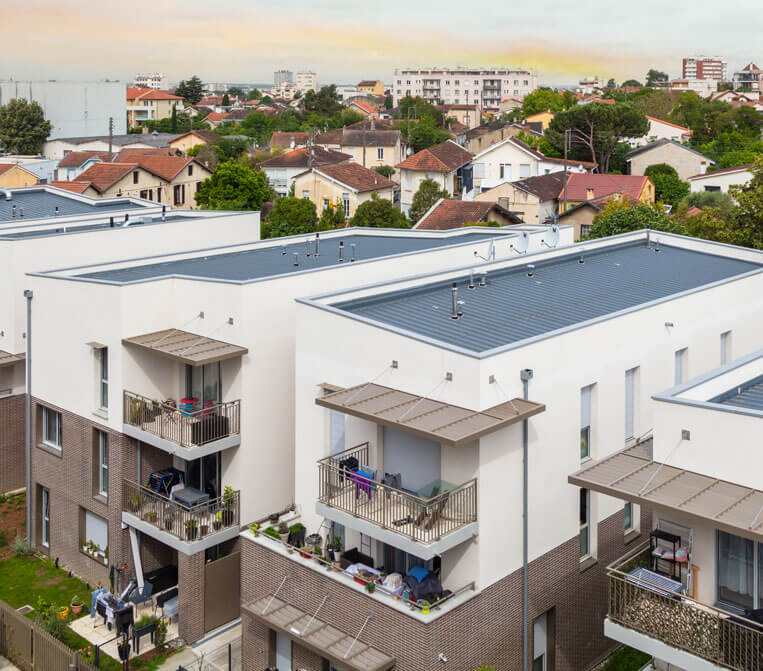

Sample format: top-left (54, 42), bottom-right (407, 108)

top-left (122, 328), bottom-right (247, 366)
top-left (244, 596), bottom-right (395, 671)
top-left (0, 350), bottom-right (25, 368)
top-left (569, 441), bottom-right (763, 543)
top-left (316, 383), bottom-right (545, 446)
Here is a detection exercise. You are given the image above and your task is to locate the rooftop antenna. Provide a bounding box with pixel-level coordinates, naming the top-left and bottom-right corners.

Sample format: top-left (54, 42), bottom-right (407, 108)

top-left (450, 283), bottom-right (463, 319)
top-left (338, 241), bottom-right (344, 262)
top-left (350, 243), bottom-right (356, 262)
top-left (509, 231), bottom-right (529, 254)
top-left (293, 252), bottom-right (299, 266)
top-left (468, 269), bottom-right (475, 289)
top-left (314, 232), bottom-right (320, 257)
top-left (540, 225), bottom-right (559, 249)
top-left (473, 239), bottom-right (496, 262)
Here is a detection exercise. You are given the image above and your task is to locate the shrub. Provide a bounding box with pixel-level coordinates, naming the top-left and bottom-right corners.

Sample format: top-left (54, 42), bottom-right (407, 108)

top-left (12, 537), bottom-right (34, 557)
top-left (34, 598), bottom-right (67, 640)
top-left (0, 530), bottom-right (7, 547)
top-left (263, 527), bottom-right (280, 540)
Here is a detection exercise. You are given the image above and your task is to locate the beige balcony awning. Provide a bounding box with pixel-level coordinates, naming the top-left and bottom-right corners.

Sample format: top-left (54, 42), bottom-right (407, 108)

top-left (122, 328), bottom-right (248, 366)
top-left (0, 350), bottom-right (25, 368)
top-left (316, 383), bottom-right (545, 446)
top-left (569, 441), bottom-right (763, 543)
top-left (243, 597), bottom-right (395, 671)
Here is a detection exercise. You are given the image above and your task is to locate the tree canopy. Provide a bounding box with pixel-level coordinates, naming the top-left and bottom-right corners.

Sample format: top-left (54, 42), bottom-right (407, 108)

top-left (407, 116), bottom-right (451, 153)
top-left (645, 70), bottom-right (669, 86)
top-left (318, 202), bottom-right (346, 229)
top-left (644, 164), bottom-right (690, 207)
top-left (586, 201), bottom-right (687, 238)
top-left (621, 79), bottom-right (643, 88)
top-left (174, 76), bottom-right (204, 105)
top-left (0, 98), bottom-right (52, 154)
top-left (521, 87), bottom-right (577, 116)
top-left (195, 160), bottom-right (274, 210)
top-left (227, 87), bottom-right (244, 99)
top-left (263, 197), bottom-right (319, 238)
top-left (408, 178), bottom-right (450, 224)
top-left (302, 85), bottom-right (342, 116)
top-left (221, 94), bottom-right (230, 107)
top-left (247, 88), bottom-right (262, 101)
top-left (349, 194), bottom-right (410, 228)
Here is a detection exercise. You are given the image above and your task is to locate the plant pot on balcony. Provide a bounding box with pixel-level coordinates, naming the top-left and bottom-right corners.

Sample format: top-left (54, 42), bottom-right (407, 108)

top-left (164, 517), bottom-right (174, 531)
top-left (143, 511), bottom-right (157, 523)
top-left (220, 509), bottom-right (234, 526)
top-left (128, 495), bottom-right (141, 513)
top-left (200, 525), bottom-right (209, 536)
top-left (185, 521), bottom-right (198, 541)
top-left (213, 520), bottom-right (222, 531)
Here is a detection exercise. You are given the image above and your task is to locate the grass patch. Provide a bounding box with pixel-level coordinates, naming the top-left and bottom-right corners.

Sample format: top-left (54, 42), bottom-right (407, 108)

top-left (601, 646), bottom-right (651, 671)
top-left (0, 556), bottom-right (91, 611)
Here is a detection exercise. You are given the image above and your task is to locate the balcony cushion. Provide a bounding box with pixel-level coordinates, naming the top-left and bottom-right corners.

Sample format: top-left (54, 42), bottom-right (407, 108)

top-left (191, 414), bottom-right (230, 444)
top-left (340, 547), bottom-right (374, 570)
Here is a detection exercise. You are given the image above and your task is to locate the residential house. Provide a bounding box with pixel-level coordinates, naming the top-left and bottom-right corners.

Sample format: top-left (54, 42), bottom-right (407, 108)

top-left (559, 173), bottom-right (655, 213)
top-left (169, 130), bottom-right (223, 154)
top-left (396, 140), bottom-right (474, 214)
top-left (470, 136), bottom-right (595, 194)
top-left (437, 104), bottom-right (481, 129)
top-left (204, 112), bottom-right (230, 129)
top-left (464, 120), bottom-right (530, 154)
top-left (357, 80), bottom-right (385, 96)
top-left (245, 229), bottom-right (761, 671)
top-left (499, 96), bottom-right (524, 113)
top-left (293, 162), bottom-right (396, 219)
top-left (524, 110), bottom-right (555, 130)
top-left (269, 132), bottom-right (311, 151)
top-left (414, 198), bottom-right (522, 230)
top-left (55, 151), bottom-right (111, 181)
top-left (557, 196), bottom-right (613, 240)
top-left (126, 87), bottom-right (184, 128)
top-left (688, 163), bottom-right (754, 193)
top-left (625, 139), bottom-right (715, 181)
top-left (668, 78), bottom-right (717, 98)
top-left (74, 157), bottom-right (211, 208)
top-left (474, 172), bottom-right (566, 225)
top-left (709, 89), bottom-right (759, 104)
top-left (572, 348), bottom-right (763, 671)
top-left (631, 117), bottom-right (692, 147)
top-left (0, 163), bottom-right (39, 188)
top-left (0, 157), bottom-right (59, 183)
top-left (318, 128), bottom-right (403, 174)
top-left (347, 99), bottom-right (379, 119)
top-left (42, 134), bottom-right (179, 160)
top-left (733, 62), bottom-right (762, 91)
top-left (261, 146), bottom-right (352, 197)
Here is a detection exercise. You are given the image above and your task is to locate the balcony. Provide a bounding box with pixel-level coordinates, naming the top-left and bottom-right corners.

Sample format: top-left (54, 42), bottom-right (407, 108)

top-left (317, 443), bottom-right (478, 559)
top-left (123, 390), bottom-right (240, 458)
top-left (122, 479), bottom-right (241, 554)
top-left (607, 542), bottom-right (763, 671)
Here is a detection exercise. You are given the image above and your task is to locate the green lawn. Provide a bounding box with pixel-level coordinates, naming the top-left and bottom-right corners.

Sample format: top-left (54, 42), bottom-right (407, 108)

top-left (601, 646), bottom-right (651, 671)
top-left (0, 556), bottom-right (91, 610)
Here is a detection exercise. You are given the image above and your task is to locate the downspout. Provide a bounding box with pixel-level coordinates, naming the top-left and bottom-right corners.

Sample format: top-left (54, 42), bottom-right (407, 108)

top-left (24, 290), bottom-right (33, 543)
top-left (520, 367), bottom-right (534, 671)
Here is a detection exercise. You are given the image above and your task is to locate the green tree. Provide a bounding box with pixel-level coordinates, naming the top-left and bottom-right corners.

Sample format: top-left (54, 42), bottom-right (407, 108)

top-left (606, 78), bottom-right (617, 89)
top-left (644, 164), bottom-right (690, 207)
top-left (384, 95), bottom-right (393, 110)
top-left (628, 88), bottom-right (673, 119)
top-left (247, 88), bottom-right (262, 101)
top-left (188, 143), bottom-right (218, 170)
top-left (174, 76), bottom-right (204, 105)
top-left (221, 93), bottom-right (230, 107)
top-left (408, 178), bottom-right (450, 224)
top-left (727, 156), bottom-right (763, 248)
top-left (396, 96), bottom-right (443, 124)
top-left (375, 165), bottom-right (396, 178)
top-left (408, 116), bottom-right (450, 152)
top-left (645, 69), bottom-right (669, 86)
top-left (521, 87), bottom-right (576, 116)
top-left (547, 103), bottom-right (649, 173)
top-left (621, 79), bottom-right (643, 87)
top-left (214, 137), bottom-right (250, 162)
top-left (227, 87), bottom-right (244, 99)
top-left (350, 193), bottom-right (410, 228)
top-left (263, 197), bottom-right (318, 238)
top-left (195, 160), bottom-right (274, 210)
top-left (683, 190), bottom-right (735, 218)
top-left (302, 85), bottom-right (341, 116)
top-left (170, 105), bottom-right (178, 133)
top-left (586, 200), bottom-right (687, 238)
top-left (318, 202), bottom-right (346, 229)
top-left (0, 98), bottom-right (52, 153)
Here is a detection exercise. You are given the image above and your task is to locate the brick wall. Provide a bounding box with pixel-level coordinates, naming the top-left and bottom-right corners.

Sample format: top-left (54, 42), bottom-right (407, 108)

top-left (241, 507), bottom-right (650, 671)
top-left (0, 393), bottom-right (26, 494)
top-left (178, 550), bottom-right (205, 643)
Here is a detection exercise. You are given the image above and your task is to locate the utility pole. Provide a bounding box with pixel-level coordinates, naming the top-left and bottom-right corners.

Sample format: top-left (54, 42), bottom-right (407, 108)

top-left (563, 129), bottom-right (570, 213)
top-left (108, 117), bottom-right (114, 161)
top-left (362, 128), bottom-right (367, 169)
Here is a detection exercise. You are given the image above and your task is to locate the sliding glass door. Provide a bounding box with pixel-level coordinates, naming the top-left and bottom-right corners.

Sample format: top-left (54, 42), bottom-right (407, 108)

top-left (185, 363), bottom-right (221, 407)
top-left (184, 453), bottom-right (221, 500)
top-left (717, 531), bottom-right (758, 610)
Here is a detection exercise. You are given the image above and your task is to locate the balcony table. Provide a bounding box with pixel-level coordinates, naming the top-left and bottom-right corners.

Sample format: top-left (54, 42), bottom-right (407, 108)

top-left (416, 479), bottom-right (456, 499)
top-left (171, 486), bottom-right (209, 508)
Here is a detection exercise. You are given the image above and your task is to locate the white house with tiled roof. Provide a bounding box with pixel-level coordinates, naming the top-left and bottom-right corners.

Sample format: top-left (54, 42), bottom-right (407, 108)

top-left (688, 164), bottom-right (754, 194)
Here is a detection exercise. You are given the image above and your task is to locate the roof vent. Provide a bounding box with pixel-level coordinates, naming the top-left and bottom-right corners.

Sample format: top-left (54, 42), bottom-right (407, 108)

top-left (578, 255), bottom-right (584, 264)
top-left (293, 252), bottom-right (299, 266)
top-left (314, 232), bottom-right (320, 257)
top-left (1, 188), bottom-right (11, 201)
top-left (468, 270), bottom-right (475, 289)
top-left (55, 206), bottom-right (59, 216)
top-left (526, 264), bottom-right (535, 277)
top-left (19, 208), bottom-right (23, 217)
top-left (305, 238), bottom-right (312, 257)
top-left (479, 271), bottom-right (487, 287)
top-left (11, 205), bottom-right (16, 218)
top-left (450, 283), bottom-right (463, 320)
top-left (338, 241), bottom-right (345, 263)
top-left (350, 243), bottom-right (356, 262)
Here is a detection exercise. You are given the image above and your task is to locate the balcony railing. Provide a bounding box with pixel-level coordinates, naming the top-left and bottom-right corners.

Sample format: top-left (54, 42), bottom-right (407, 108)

top-left (317, 443), bottom-right (477, 545)
top-left (122, 479), bottom-right (240, 543)
top-left (123, 390), bottom-right (240, 449)
top-left (609, 542), bottom-right (763, 671)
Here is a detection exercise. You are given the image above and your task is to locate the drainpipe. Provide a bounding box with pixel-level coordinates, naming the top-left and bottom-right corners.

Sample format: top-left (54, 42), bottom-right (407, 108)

top-left (520, 368), bottom-right (534, 671)
top-left (24, 290), bottom-right (33, 543)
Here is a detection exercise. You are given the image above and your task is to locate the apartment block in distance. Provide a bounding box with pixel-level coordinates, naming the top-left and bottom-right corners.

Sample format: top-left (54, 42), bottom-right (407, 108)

top-left (274, 70), bottom-right (294, 87)
top-left (296, 71), bottom-right (318, 93)
top-left (682, 56), bottom-right (728, 82)
top-left (392, 67), bottom-right (537, 110)
top-left (133, 73), bottom-right (169, 90)
top-left (239, 230), bottom-right (761, 671)
top-left (25, 225), bottom-right (566, 646)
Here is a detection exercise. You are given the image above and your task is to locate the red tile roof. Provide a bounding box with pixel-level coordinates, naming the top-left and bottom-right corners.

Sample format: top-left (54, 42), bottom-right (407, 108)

top-left (416, 199), bottom-right (500, 230)
top-left (170, 130), bottom-right (221, 145)
top-left (688, 163), bottom-right (753, 180)
top-left (58, 151), bottom-right (110, 168)
top-left (76, 163), bottom-right (136, 193)
top-left (270, 131), bottom-right (310, 148)
top-left (0, 164), bottom-right (15, 176)
top-left (261, 146), bottom-right (352, 168)
top-left (49, 181), bottom-right (91, 193)
top-left (349, 100), bottom-right (377, 116)
top-left (561, 174), bottom-right (652, 201)
top-left (646, 116), bottom-right (690, 133)
top-left (395, 140), bottom-right (473, 172)
top-left (127, 87), bottom-right (183, 101)
top-left (137, 156), bottom-right (199, 181)
top-left (357, 80), bottom-right (381, 88)
top-left (205, 112), bottom-right (229, 122)
top-left (313, 162), bottom-right (396, 192)
top-left (115, 147), bottom-right (174, 162)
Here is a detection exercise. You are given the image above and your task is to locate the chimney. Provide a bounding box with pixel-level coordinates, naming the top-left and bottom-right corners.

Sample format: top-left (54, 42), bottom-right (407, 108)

top-left (290, 135), bottom-right (295, 150)
top-left (586, 187), bottom-right (595, 200)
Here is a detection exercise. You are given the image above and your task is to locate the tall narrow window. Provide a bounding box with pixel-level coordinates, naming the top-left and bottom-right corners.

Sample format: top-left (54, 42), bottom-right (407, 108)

top-left (376, 147), bottom-right (384, 160)
top-left (341, 193), bottom-right (350, 218)
top-left (41, 487), bottom-right (50, 548)
top-left (580, 384), bottom-right (593, 460)
top-left (624, 502), bottom-right (633, 532)
top-left (579, 488), bottom-right (590, 558)
top-left (721, 331), bottom-right (732, 365)
top-left (42, 407), bottom-right (62, 450)
top-left (625, 367), bottom-right (637, 441)
top-left (98, 431), bottom-right (108, 497)
top-left (99, 347), bottom-right (108, 410)
top-left (532, 612), bottom-right (548, 671)
top-left (675, 348), bottom-right (688, 385)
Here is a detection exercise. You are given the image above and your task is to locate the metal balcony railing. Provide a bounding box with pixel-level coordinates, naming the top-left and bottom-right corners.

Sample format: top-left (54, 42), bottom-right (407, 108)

top-left (609, 542), bottom-right (763, 671)
top-left (122, 479), bottom-right (240, 543)
top-left (123, 390), bottom-right (240, 449)
top-left (317, 443), bottom-right (477, 545)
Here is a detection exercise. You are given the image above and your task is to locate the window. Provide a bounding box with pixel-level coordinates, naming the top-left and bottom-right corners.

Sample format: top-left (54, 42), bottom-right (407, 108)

top-left (704, 185), bottom-right (721, 192)
top-left (377, 147), bottom-right (384, 160)
top-left (721, 330), bottom-right (732, 365)
top-left (579, 488), bottom-right (590, 558)
top-left (99, 347), bottom-right (108, 410)
top-left (186, 362), bottom-right (221, 406)
top-left (188, 164), bottom-right (193, 176)
top-left (133, 171), bottom-right (139, 184)
top-left (580, 224), bottom-right (591, 237)
top-left (341, 193), bottom-right (350, 218)
top-left (625, 367), bottom-right (638, 441)
top-left (81, 510), bottom-right (108, 561)
top-left (322, 198), bottom-right (329, 211)
top-left (41, 487), bottom-right (50, 548)
top-left (580, 384), bottom-right (593, 460)
top-left (519, 164), bottom-right (531, 178)
top-left (624, 502), bottom-right (634, 532)
top-left (532, 612), bottom-right (548, 671)
top-left (302, 190), bottom-right (310, 199)
top-left (514, 89), bottom-right (519, 96)
top-left (674, 347), bottom-right (688, 385)
top-left (473, 163), bottom-right (485, 179)
top-left (499, 164), bottom-right (512, 180)
top-left (42, 407), bottom-right (62, 450)
top-left (97, 431), bottom-right (108, 497)
top-left (173, 184), bottom-right (185, 205)
top-left (139, 189), bottom-right (149, 199)
top-left (717, 531), bottom-right (758, 610)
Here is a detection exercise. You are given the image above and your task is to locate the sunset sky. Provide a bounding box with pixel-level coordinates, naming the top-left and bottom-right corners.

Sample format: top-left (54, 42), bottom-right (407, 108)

top-left (4, 0), bottom-right (760, 86)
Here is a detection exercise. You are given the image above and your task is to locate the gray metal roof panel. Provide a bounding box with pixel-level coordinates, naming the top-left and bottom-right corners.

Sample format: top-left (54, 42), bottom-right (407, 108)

top-left (76, 231), bottom-right (509, 283)
top-left (0, 190), bottom-right (151, 223)
top-left (711, 375), bottom-right (763, 411)
top-left (0, 214), bottom-right (198, 239)
top-left (334, 241), bottom-right (761, 354)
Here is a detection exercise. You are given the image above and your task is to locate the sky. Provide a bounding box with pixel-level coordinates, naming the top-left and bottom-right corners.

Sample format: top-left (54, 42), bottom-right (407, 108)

top-left (3, 0), bottom-right (760, 87)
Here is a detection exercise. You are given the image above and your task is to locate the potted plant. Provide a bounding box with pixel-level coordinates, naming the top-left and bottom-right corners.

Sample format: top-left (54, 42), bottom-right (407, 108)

top-left (288, 523), bottom-right (305, 547)
top-left (277, 522), bottom-right (289, 543)
top-left (128, 493), bottom-right (141, 513)
top-left (57, 605), bottom-right (69, 620)
top-left (298, 546), bottom-right (312, 559)
top-left (365, 582), bottom-right (376, 594)
top-left (313, 548), bottom-right (323, 564)
top-left (330, 535), bottom-right (343, 564)
top-left (144, 510), bottom-right (157, 523)
top-left (268, 512), bottom-right (279, 523)
top-left (264, 527), bottom-right (280, 541)
top-left (212, 513), bottom-right (222, 531)
top-left (419, 600), bottom-right (431, 615)
top-left (305, 533), bottom-right (322, 554)
top-left (184, 519), bottom-right (198, 540)
top-left (249, 522), bottom-right (259, 536)
top-left (70, 595), bottom-right (83, 616)
top-left (164, 516), bottom-right (174, 531)
top-left (221, 486), bottom-right (236, 526)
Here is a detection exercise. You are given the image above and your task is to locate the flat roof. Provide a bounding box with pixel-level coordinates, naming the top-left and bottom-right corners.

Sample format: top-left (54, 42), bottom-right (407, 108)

top-left (712, 375), bottom-right (763, 411)
top-left (74, 230), bottom-right (513, 284)
top-left (0, 188), bottom-right (152, 223)
top-left (0, 213), bottom-right (199, 239)
top-left (331, 240), bottom-right (761, 356)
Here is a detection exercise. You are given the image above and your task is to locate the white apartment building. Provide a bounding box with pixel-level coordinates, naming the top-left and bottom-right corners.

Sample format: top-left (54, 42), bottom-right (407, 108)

top-left (682, 56), bottom-right (728, 82)
top-left (133, 73), bottom-right (169, 90)
top-left (573, 349), bottom-right (763, 671)
top-left (392, 67), bottom-right (537, 110)
top-left (0, 80), bottom-right (127, 139)
top-left (688, 164), bottom-right (754, 194)
top-left (25, 225), bottom-right (563, 647)
top-left (237, 230), bottom-right (762, 671)
top-left (295, 71), bottom-right (318, 93)
top-left (274, 70), bottom-right (294, 87)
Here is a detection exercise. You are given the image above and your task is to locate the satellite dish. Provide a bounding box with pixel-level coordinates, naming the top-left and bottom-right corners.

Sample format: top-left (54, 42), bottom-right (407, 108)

top-left (511, 231), bottom-right (529, 254)
top-left (543, 225), bottom-right (560, 248)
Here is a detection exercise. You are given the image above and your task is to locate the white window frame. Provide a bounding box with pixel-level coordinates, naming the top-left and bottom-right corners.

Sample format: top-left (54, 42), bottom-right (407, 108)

top-left (376, 147), bottom-right (384, 160)
top-left (624, 501), bottom-right (634, 532)
top-left (301, 190), bottom-right (310, 199)
top-left (720, 331), bottom-right (732, 366)
top-left (99, 347), bottom-right (108, 410)
top-left (98, 430), bottom-right (108, 497)
top-left (625, 367), bottom-right (638, 442)
top-left (580, 384), bottom-right (593, 461)
top-left (42, 407), bottom-right (62, 450)
top-left (341, 193), bottom-right (350, 218)
top-left (41, 487), bottom-right (50, 548)
top-left (579, 488), bottom-right (590, 558)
